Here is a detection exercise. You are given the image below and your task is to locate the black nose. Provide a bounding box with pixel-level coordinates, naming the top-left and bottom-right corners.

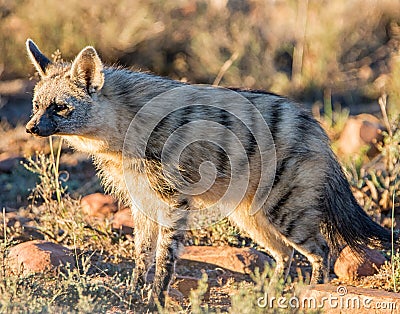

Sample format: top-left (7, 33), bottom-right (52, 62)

top-left (26, 125), bottom-right (39, 134)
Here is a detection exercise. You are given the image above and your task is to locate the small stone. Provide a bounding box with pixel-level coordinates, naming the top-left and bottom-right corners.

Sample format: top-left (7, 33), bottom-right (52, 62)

top-left (334, 246), bottom-right (386, 279)
top-left (7, 240), bottom-right (76, 275)
top-left (172, 275), bottom-right (210, 300)
top-left (112, 207), bottom-right (134, 234)
top-left (180, 246), bottom-right (272, 274)
top-left (81, 193), bottom-right (118, 219)
top-left (337, 114), bottom-right (383, 158)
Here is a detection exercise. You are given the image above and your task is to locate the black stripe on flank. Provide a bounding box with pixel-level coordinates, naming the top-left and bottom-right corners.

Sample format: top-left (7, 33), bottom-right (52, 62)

top-left (277, 205), bottom-right (291, 230)
top-left (216, 146), bottom-right (228, 174)
top-left (244, 131), bottom-right (258, 160)
top-left (244, 107), bottom-right (258, 160)
top-left (268, 103), bottom-right (282, 143)
top-left (237, 125), bottom-right (259, 170)
top-left (272, 157), bottom-right (290, 187)
top-left (146, 105), bottom-right (194, 161)
top-left (283, 218), bottom-right (297, 237)
top-left (268, 189), bottom-right (292, 222)
top-left (216, 108), bottom-right (232, 174)
top-left (296, 111), bottom-right (318, 138)
top-left (145, 114), bottom-right (171, 161)
top-left (219, 107), bottom-right (232, 130)
top-left (180, 104), bottom-right (194, 126)
top-left (298, 110), bottom-right (317, 125)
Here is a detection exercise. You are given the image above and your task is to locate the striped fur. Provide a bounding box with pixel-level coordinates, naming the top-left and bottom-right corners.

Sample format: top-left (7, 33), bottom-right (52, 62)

top-left (26, 40), bottom-right (394, 307)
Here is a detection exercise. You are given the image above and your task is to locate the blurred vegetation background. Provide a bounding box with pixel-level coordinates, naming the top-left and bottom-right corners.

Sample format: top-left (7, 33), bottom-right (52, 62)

top-left (1, 3), bottom-right (400, 310)
top-left (1, 0), bottom-right (400, 109)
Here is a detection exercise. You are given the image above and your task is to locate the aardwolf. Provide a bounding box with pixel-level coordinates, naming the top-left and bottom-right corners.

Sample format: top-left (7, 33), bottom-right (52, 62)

top-left (25, 39), bottom-right (393, 307)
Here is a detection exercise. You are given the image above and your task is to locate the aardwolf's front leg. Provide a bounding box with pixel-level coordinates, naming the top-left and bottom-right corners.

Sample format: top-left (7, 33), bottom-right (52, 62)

top-left (132, 212), bottom-right (158, 289)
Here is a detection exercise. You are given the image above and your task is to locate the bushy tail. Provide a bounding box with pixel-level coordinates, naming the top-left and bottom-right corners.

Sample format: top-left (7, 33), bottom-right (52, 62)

top-left (321, 157), bottom-right (396, 256)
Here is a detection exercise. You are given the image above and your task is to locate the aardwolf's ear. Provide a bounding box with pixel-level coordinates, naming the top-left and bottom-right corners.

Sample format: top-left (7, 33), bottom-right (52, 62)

top-left (26, 39), bottom-right (52, 77)
top-left (71, 46), bottom-right (104, 94)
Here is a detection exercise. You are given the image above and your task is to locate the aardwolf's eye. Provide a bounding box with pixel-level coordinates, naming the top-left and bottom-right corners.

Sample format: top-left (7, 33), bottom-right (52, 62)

top-left (55, 103), bottom-right (67, 111)
top-left (53, 102), bottom-right (73, 117)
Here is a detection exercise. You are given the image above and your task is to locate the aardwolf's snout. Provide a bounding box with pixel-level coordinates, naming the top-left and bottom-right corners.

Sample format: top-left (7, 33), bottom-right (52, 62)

top-left (26, 117), bottom-right (56, 137)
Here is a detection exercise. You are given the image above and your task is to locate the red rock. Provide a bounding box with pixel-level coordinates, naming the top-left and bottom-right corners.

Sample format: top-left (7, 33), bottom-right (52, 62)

top-left (180, 246), bottom-right (272, 274)
top-left (337, 114), bottom-right (383, 158)
top-left (81, 193), bottom-right (118, 219)
top-left (334, 246), bottom-right (386, 279)
top-left (172, 275), bottom-right (210, 300)
top-left (7, 240), bottom-right (76, 275)
top-left (112, 207), bottom-right (134, 234)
